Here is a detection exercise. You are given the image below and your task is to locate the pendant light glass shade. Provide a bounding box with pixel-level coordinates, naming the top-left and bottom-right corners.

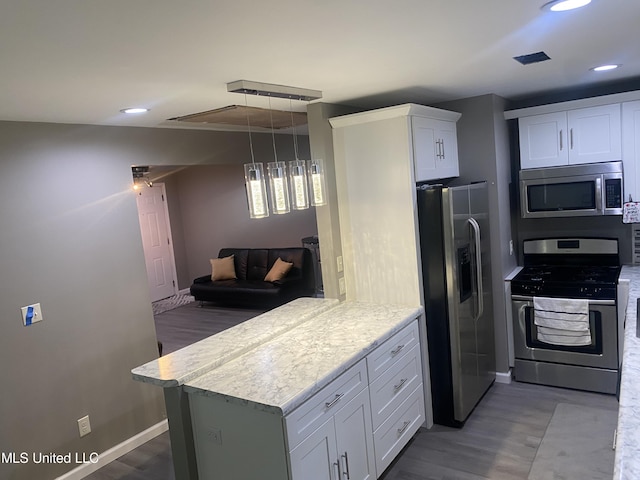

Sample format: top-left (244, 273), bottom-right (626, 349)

top-left (267, 161), bottom-right (291, 214)
top-left (244, 163), bottom-right (269, 218)
top-left (289, 160), bottom-right (310, 210)
top-left (307, 159), bottom-right (327, 206)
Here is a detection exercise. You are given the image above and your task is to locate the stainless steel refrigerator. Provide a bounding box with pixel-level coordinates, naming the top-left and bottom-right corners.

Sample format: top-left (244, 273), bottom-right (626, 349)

top-left (417, 182), bottom-right (495, 427)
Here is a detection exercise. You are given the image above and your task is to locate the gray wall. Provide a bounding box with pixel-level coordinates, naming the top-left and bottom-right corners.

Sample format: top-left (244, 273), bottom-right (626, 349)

top-left (162, 164), bottom-right (318, 288)
top-left (435, 94), bottom-right (517, 375)
top-left (0, 120), bottom-right (310, 479)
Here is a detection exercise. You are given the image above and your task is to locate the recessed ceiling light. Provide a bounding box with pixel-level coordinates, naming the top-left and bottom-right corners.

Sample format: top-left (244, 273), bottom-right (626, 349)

top-left (542, 0), bottom-right (592, 12)
top-left (591, 64), bottom-right (621, 72)
top-left (120, 107), bottom-right (149, 114)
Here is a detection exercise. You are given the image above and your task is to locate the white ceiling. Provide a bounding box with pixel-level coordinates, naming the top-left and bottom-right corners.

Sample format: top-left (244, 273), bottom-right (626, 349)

top-left (1, 0), bottom-right (638, 130)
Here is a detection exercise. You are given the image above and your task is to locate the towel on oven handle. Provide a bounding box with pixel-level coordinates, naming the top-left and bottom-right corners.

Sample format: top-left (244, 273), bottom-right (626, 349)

top-left (533, 296), bottom-right (592, 346)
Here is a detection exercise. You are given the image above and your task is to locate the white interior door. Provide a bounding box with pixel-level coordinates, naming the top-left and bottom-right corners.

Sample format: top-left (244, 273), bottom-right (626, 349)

top-left (136, 183), bottom-right (177, 302)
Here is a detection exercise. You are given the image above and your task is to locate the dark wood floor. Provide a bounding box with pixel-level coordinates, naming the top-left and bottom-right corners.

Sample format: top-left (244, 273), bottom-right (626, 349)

top-left (154, 301), bottom-right (266, 355)
top-left (86, 302), bottom-right (618, 480)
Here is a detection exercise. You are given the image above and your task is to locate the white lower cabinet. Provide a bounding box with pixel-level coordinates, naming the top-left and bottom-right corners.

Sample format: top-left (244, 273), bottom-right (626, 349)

top-left (189, 319), bottom-right (424, 480)
top-left (288, 320), bottom-right (424, 480)
top-left (289, 387), bottom-right (375, 480)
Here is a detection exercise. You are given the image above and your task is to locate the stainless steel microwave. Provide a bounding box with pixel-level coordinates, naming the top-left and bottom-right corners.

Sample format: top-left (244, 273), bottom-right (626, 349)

top-left (520, 161), bottom-right (623, 219)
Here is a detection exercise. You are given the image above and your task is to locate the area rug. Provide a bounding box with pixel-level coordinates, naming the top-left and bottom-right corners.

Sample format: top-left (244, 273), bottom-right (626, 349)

top-left (528, 402), bottom-right (617, 480)
top-left (152, 293), bottom-right (195, 315)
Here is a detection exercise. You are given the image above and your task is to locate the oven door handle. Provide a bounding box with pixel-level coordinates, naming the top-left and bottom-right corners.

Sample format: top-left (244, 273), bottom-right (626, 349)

top-left (511, 294), bottom-right (616, 306)
top-left (468, 217), bottom-right (483, 321)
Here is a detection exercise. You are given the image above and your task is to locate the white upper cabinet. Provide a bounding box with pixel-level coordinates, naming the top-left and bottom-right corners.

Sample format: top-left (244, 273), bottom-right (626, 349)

top-left (330, 103), bottom-right (461, 185)
top-left (412, 115), bottom-right (460, 181)
top-left (518, 111), bottom-right (568, 169)
top-left (519, 104), bottom-right (622, 169)
top-left (623, 100), bottom-right (640, 202)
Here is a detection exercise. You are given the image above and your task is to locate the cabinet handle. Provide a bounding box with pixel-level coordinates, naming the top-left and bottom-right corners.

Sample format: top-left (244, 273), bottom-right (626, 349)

top-left (391, 344), bottom-right (405, 356)
top-left (440, 139), bottom-right (446, 159)
top-left (325, 393), bottom-right (344, 409)
top-left (570, 128), bottom-right (574, 149)
top-left (334, 459), bottom-right (342, 480)
top-left (559, 129), bottom-right (563, 150)
top-left (342, 452), bottom-right (351, 479)
top-left (397, 420), bottom-right (411, 435)
top-left (393, 377), bottom-right (408, 393)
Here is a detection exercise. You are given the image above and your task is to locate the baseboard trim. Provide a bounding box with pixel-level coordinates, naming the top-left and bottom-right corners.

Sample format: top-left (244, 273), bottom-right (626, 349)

top-left (495, 370), bottom-right (512, 384)
top-left (178, 288), bottom-right (191, 296)
top-left (55, 420), bottom-right (168, 480)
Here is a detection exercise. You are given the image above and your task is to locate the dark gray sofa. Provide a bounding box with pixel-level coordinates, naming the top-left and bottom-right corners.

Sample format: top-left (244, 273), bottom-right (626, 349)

top-left (189, 247), bottom-right (316, 308)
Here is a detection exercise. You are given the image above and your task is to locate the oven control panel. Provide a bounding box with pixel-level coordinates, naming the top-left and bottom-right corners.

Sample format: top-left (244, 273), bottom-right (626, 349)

top-left (511, 282), bottom-right (617, 300)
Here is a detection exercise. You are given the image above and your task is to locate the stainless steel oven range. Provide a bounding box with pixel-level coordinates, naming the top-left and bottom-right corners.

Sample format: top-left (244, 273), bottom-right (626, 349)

top-left (511, 238), bottom-right (621, 394)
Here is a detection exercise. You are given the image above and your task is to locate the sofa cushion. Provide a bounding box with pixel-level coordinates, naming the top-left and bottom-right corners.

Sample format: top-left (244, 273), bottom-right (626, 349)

top-left (264, 257), bottom-right (293, 282)
top-left (210, 255), bottom-right (236, 281)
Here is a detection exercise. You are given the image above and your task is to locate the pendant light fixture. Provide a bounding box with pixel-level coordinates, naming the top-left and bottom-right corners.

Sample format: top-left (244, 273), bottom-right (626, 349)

top-left (228, 80), bottom-right (323, 217)
top-left (307, 158), bottom-right (327, 206)
top-left (266, 95), bottom-right (291, 214)
top-left (243, 94), bottom-right (269, 219)
top-left (288, 99), bottom-right (310, 210)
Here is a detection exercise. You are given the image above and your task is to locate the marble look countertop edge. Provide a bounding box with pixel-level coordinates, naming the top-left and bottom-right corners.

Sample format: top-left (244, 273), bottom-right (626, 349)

top-left (131, 297), bottom-right (340, 387)
top-left (182, 303), bottom-right (423, 416)
top-left (614, 265), bottom-right (640, 480)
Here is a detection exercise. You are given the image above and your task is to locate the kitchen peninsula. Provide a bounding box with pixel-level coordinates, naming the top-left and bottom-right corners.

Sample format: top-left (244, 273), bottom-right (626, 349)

top-left (132, 298), bottom-right (425, 480)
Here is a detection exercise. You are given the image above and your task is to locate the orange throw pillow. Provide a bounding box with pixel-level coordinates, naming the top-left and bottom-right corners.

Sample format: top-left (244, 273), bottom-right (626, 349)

top-left (264, 257), bottom-right (293, 282)
top-left (210, 255), bottom-right (237, 281)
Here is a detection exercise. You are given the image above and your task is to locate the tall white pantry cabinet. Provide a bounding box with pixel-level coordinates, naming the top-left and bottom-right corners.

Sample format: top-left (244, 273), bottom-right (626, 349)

top-left (328, 103), bottom-right (462, 449)
top-left (328, 103), bottom-right (461, 308)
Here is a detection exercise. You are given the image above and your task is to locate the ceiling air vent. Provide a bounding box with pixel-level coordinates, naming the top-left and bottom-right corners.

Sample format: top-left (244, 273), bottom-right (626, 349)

top-left (513, 51), bottom-right (551, 65)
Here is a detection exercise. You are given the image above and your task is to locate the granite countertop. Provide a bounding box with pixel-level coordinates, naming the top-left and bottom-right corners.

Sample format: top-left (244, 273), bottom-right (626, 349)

top-left (183, 301), bottom-right (423, 416)
top-left (614, 265), bottom-right (640, 480)
top-left (131, 297), bottom-right (339, 387)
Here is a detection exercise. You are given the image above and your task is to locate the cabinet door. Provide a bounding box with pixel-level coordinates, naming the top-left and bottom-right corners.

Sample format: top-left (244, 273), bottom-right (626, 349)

top-left (568, 104), bottom-right (622, 165)
top-left (412, 116), bottom-right (459, 181)
top-left (290, 418), bottom-right (338, 480)
top-left (623, 101), bottom-right (640, 203)
top-left (334, 388), bottom-right (376, 480)
top-left (518, 111), bottom-right (568, 169)
top-left (438, 120), bottom-right (460, 179)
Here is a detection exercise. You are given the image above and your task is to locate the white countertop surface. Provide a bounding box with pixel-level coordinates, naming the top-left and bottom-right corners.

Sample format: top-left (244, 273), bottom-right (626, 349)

top-left (183, 301), bottom-right (423, 415)
top-left (614, 265), bottom-right (640, 480)
top-left (131, 297), bottom-right (339, 387)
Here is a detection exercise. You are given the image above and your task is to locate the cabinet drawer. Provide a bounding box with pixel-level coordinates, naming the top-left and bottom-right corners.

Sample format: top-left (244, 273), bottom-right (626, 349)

top-left (285, 359), bottom-right (368, 450)
top-left (367, 320), bottom-right (419, 382)
top-left (373, 385), bottom-right (425, 475)
top-left (369, 344), bottom-right (422, 429)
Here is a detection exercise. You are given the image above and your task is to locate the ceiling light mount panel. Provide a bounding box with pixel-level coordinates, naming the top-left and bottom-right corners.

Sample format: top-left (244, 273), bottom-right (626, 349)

top-left (227, 80), bottom-right (322, 102)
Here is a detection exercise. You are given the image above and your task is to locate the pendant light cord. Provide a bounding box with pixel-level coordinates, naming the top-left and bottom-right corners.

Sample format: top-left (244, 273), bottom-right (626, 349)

top-left (244, 93), bottom-right (256, 165)
top-left (289, 97), bottom-right (300, 160)
top-left (268, 95), bottom-right (278, 162)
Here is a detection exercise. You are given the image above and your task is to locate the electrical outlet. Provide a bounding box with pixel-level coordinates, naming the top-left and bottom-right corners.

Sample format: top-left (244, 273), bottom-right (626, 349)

top-left (207, 427), bottom-right (222, 445)
top-left (78, 415), bottom-right (91, 437)
top-left (338, 277), bottom-right (346, 296)
top-left (21, 303), bottom-right (43, 326)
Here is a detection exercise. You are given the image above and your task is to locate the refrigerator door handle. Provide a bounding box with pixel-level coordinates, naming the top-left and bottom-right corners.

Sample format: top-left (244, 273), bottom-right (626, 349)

top-left (468, 217), bottom-right (484, 321)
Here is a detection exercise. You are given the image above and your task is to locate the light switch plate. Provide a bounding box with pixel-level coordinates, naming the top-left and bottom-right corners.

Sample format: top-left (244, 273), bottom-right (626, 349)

top-left (336, 255), bottom-right (344, 273)
top-left (21, 303), bottom-right (43, 326)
